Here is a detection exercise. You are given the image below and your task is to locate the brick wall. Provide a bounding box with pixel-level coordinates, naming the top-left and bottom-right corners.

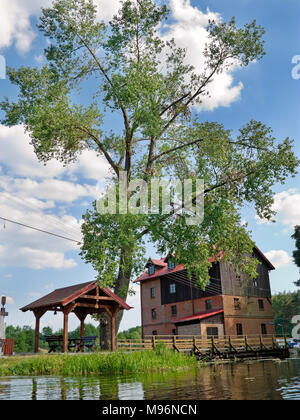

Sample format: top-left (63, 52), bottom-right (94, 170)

top-left (223, 295), bottom-right (275, 336)
top-left (141, 279), bottom-right (224, 336)
top-left (140, 279), bottom-right (275, 337)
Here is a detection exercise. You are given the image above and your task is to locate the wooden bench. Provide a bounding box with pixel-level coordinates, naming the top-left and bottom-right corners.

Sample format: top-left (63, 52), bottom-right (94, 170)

top-left (77, 336), bottom-right (98, 352)
top-left (79, 336), bottom-right (98, 352)
top-left (45, 335), bottom-right (63, 353)
top-left (45, 335), bottom-right (98, 353)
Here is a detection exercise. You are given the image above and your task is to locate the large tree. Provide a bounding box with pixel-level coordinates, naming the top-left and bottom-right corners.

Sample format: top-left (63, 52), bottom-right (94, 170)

top-left (292, 226), bottom-right (300, 287)
top-left (1, 0), bottom-right (299, 337)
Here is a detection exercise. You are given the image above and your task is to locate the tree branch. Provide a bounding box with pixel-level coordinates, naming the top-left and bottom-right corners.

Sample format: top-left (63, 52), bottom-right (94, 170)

top-left (149, 138), bottom-right (204, 164)
top-left (76, 126), bottom-right (119, 176)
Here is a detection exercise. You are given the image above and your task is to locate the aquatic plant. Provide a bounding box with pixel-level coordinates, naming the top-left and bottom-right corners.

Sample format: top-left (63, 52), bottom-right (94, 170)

top-left (0, 346), bottom-right (202, 377)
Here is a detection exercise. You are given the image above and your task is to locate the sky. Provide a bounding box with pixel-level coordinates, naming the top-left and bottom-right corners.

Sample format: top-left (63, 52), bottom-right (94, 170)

top-left (0, 0), bottom-right (299, 333)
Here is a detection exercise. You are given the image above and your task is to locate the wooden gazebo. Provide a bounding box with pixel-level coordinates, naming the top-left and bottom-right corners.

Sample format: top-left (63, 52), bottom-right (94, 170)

top-left (20, 281), bottom-right (132, 353)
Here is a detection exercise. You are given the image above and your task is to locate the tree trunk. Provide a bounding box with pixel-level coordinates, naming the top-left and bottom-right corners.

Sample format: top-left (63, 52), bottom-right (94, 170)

top-left (99, 313), bottom-right (111, 350)
top-left (113, 247), bottom-right (133, 334)
top-left (97, 247), bottom-right (133, 347)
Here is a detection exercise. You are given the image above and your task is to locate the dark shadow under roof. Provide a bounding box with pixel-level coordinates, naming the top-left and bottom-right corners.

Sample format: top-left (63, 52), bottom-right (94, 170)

top-left (20, 281), bottom-right (131, 312)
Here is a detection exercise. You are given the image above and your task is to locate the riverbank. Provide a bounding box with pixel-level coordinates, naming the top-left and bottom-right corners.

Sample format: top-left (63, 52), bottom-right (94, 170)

top-left (0, 345), bottom-right (201, 376)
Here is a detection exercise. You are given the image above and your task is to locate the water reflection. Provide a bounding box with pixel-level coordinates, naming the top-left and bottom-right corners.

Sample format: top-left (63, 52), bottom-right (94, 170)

top-left (0, 359), bottom-right (299, 400)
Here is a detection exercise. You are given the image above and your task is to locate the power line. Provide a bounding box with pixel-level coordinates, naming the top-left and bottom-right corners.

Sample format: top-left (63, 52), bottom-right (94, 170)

top-left (0, 216), bottom-right (82, 245)
top-left (1, 192), bottom-right (82, 238)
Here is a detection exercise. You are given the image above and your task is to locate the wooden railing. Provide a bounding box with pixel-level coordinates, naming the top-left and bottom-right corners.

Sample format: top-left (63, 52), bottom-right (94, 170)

top-left (117, 335), bottom-right (290, 354)
top-left (0, 338), bottom-right (14, 356)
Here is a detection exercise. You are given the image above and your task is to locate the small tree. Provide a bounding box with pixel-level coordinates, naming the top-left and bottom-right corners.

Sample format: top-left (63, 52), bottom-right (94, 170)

top-left (292, 226), bottom-right (300, 287)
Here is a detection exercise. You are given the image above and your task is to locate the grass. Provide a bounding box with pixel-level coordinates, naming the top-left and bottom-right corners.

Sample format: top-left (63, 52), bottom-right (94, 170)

top-left (0, 344), bottom-right (202, 377)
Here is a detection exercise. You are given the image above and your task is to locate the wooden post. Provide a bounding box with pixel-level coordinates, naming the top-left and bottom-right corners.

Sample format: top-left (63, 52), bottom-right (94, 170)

top-left (33, 309), bottom-right (46, 353)
top-left (152, 335), bottom-right (156, 350)
top-left (80, 319), bottom-right (85, 338)
top-left (173, 335), bottom-right (179, 352)
top-left (193, 336), bottom-right (196, 352)
top-left (259, 335), bottom-right (263, 351)
top-left (62, 303), bottom-right (76, 353)
top-left (63, 311), bottom-right (69, 353)
top-left (74, 310), bottom-right (88, 338)
top-left (111, 312), bottom-right (116, 352)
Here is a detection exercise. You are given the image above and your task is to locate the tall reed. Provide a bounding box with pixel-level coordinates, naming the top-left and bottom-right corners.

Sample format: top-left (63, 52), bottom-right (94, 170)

top-left (0, 345), bottom-right (202, 377)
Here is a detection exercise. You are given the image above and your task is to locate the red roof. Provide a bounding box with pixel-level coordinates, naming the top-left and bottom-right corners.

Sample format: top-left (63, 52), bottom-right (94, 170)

top-left (20, 281), bottom-right (132, 311)
top-left (174, 309), bottom-right (224, 324)
top-left (134, 255), bottom-right (219, 283)
top-left (134, 246), bottom-right (275, 283)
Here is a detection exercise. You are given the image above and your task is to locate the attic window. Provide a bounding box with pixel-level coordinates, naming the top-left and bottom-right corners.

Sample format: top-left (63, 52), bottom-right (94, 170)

top-left (169, 283), bottom-right (176, 294)
top-left (148, 264), bottom-right (155, 275)
top-left (168, 260), bottom-right (176, 270)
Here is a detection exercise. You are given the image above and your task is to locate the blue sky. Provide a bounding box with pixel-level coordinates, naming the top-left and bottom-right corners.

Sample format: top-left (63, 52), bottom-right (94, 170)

top-left (0, 0), bottom-right (299, 333)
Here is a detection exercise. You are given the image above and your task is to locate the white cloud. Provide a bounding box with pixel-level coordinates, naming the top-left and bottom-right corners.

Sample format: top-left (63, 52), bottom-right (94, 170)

top-left (256, 189), bottom-right (300, 229)
top-left (160, 0), bottom-right (244, 111)
top-left (0, 123), bottom-right (110, 270)
top-left (1, 0), bottom-right (247, 111)
top-left (0, 0), bottom-right (52, 53)
top-left (0, 125), bottom-right (66, 179)
top-left (265, 250), bottom-right (292, 269)
top-left (0, 0), bottom-right (118, 53)
top-left (0, 125), bottom-right (110, 182)
top-left (3, 296), bottom-right (15, 305)
top-left (94, 0), bottom-right (122, 21)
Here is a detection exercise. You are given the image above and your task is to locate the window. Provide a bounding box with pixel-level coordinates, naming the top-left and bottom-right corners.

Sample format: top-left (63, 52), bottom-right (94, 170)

top-left (151, 308), bottom-right (157, 320)
top-left (152, 330), bottom-right (158, 336)
top-left (169, 283), bottom-right (176, 294)
top-left (150, 287), bottom-right (155, 298)
top-left (207, 327), bottom-right (218, 338)
top-left (168, 260), bottom-right (176, 270)
top-left (236, 323), bottom-right (243, 336)
top-left (258, 299), bottom-right (264, 310)
top-left (261, 324), bottom-right (267, 335)
top-left (234, 298), bottom-right (241, 310)
top-left (205, 299), bottom-right (212, 310)
top-left (148, 264), bottom-right (155, 275)
top-left (236, 275), bottom-right (241, 285)
top-left (171, 305), bottom-right (177, 317)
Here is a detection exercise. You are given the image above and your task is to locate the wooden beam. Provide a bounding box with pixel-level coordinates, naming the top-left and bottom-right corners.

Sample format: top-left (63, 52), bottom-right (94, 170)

top-left (75, 302), bottom-right (105, 309)
top-left (74, 310), bottom-right (88, 338)
top-left (62, 303), bottom-right (76, 353)
top-left (79, 295), bottom-right (115, 301)
top-left (33, 309), bottom-right (46, 353)
top-left (111, 315), bottom-right (115, 352)
top-left (63, 311), bottom-right (68, 353)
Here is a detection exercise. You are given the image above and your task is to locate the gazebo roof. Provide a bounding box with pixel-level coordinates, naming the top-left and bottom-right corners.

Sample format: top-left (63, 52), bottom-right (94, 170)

top-left (20, 281), bottom-right (132, 312)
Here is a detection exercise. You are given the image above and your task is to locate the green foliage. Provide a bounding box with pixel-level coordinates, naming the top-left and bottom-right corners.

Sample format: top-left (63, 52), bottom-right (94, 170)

top-left (5, 323), bottom-right (99, 353)
top-left (1, 0), bottom-right (299, 293)
top-left (272, 291), bottom-right (300, 336)
top-left (0, 349), bottom-right (200, 376)
top-left (292, 226), bottom-right (300, 287)
top-left (118, 326), bottom-right (141, 340)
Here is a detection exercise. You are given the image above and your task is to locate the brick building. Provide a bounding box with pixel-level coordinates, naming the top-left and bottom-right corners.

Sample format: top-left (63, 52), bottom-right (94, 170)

top-left (134, 248), bottom-right (276, 338)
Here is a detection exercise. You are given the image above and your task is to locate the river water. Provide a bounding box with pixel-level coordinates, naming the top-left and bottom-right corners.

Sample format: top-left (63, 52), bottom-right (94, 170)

top-left (0, 358), bottom-right (299, 400)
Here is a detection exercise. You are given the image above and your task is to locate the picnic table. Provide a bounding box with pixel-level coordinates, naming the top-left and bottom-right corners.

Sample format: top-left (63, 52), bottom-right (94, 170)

top-left (45, 335), bottom-right (97, 353)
